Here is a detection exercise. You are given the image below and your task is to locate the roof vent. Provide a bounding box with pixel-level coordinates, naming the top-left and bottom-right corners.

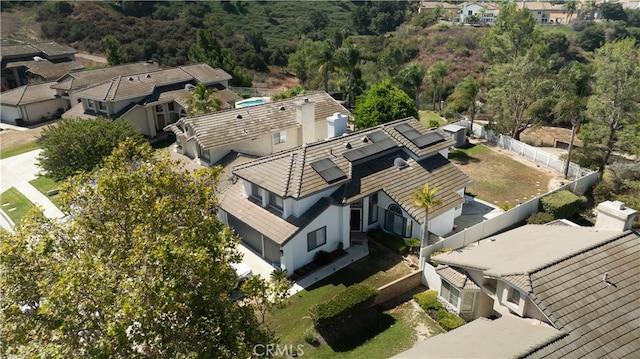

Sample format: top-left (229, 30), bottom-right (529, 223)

top-left (362, 137), bottom-right (369, 143)
top-left (304, 98), bottom-right (309, 103)
top-left (33, 56), bottom-right (44, 62)
top-left (128, 77), bottom-right (134, 81)
top-left (279, 106), bottom-right (286, 111)
top-left (393, 157), bottom-right (408, 169)
top-left (236, 114), bottom-right (243, 120)
top-left (345, 142), bottom-right (352, 149)
top-left (145, 74), bottom-right (151, 78)
top-left (185, 84), bottom-right (195, 91)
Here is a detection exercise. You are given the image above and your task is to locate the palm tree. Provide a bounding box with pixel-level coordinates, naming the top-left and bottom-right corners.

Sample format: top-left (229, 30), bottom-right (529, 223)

top-left (564, 0), bottom-right (578, 23)
top-left (414, 183), bottom-right (442, 260)
top-left (184, 82), bottom-right (223, 116)
top-left (335, 41), bottom-right (361, 108)
top-left (429, 61), bottom-right (450, 110)
top-left (396, 62), bottom-right (426, 107)
top-left (312, 41), bottom-right (336, 94)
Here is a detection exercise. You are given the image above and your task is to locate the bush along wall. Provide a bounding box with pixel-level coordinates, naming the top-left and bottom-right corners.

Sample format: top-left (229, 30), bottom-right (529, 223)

top-left (309, 283), bottom-right (379, 330)
top-left (413, 290), bottom-right (465, 331)
top-left (540, 190), bottom-right (585, 219)
top-left (368, 228), bottom-right (407, 255)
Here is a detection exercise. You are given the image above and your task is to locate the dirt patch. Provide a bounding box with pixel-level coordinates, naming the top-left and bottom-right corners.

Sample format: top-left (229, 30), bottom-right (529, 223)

top-left (0, 126), bottom-right (49, 150)
top-left (520, 126), bottom-right (583, 148)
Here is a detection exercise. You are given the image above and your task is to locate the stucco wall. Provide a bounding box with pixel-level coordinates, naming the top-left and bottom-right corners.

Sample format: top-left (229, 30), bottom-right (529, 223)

top-left (0, 105), bottom-right (21, 124)
top-left (126, 106), bottom-right (152, 137)
top-left (21, 99), bottom-right (63, 124)
top-left (281, 204), bottom-right (349, 272)
top-left (373, 270), bottom-right (422, 305)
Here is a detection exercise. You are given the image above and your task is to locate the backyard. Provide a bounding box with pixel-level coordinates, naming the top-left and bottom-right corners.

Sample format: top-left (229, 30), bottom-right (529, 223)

top-left (266, 242), bottom-right (443, 358)
top-left (449, 143), bottom-right (555, 207)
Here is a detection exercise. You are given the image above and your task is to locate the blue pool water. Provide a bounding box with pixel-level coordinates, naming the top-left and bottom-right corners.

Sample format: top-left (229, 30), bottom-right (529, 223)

top-left (236, 97), bottom-right (267, 108)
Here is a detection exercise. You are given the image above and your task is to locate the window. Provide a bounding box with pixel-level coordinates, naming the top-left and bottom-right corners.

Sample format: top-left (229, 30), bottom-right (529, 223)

top-left (98, 101), bottom-right (106, 111)
top-left (251, 183), bottom-right (262, 200)
top-left (87, 99), bottom-right (95, 109)
top-left (155, 104), bottom-right (164, 113)
top-left (368, 193), bottom-right (378, 224)
top-left (461, 292), bottom-right (474, 311)
top-left (468, 10), bottom-right (472, 15)
top-left (269, 192), bottom-right (283, 211)
top-left (384, 204), bottom-right (412, 237)
top-left (508, 288), bottom-right (520, 305)
top-left (273, 131), bottom-right (286, 145)
top-left (168, 102), bottom-right (175, 111)
top-left (307, 226), bottom-right (326, 251)
top-left (537, 10), bottom-right (541, 14)
top-left (441, 280), bottom-right (461, 308)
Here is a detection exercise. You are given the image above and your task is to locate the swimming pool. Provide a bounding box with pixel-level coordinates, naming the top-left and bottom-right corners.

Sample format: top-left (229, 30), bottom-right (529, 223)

top-left (236, 97), bottom-right (270, 108)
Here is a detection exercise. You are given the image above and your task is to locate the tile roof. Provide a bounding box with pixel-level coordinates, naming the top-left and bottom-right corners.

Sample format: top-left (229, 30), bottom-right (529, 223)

top-left (436, 265), bottom-right (480, 290)
top-left (431, 225), bottom-right (624, 276)
top-left (393, 315), bottom-right (562, 358)
top-left (220, 181), bottom-right (335, 245)
top-left (71, 65), bottom-right (232, 102)
top-left (61, 102), bottom-right (98, 120)
top-left (0, 82), bottom-right (58, 105)
top-left (175, 92), bottom-right (349, 150)
top-left (30, 41), bottom-right (77, 57)
top-left (0, 43), bottom-right (41, 59)
top-left (517, 2), bottom-right (565, 11)
top-left (50, 62), bottom-right (162, 91)
top-left (525, 231), bottom-right (640, 358)
top-left (6, 60), bottom-right (84, 80)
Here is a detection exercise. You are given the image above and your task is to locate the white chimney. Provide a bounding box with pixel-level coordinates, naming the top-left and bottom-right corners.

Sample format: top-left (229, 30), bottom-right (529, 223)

top-left (595, 201), bottom-right (637, 232)
top-left (297, 98), bottom-right (315, 144)
top-left (327, 112), bottom-right (348, 138)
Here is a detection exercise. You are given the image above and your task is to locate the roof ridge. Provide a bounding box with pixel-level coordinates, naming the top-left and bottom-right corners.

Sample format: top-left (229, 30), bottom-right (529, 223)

top-left (283, 152), bottom-right (297, 197)
top-left (104, 76), bottom-right (119, 101)
top-left (16, 85), bottom-right (28, 105)
top-left (295, 145), bottom-right (308, 197)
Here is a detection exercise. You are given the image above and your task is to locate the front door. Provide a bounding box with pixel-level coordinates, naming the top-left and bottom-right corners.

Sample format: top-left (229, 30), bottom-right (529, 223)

top-left (350, 208), bottom-right (362, 232)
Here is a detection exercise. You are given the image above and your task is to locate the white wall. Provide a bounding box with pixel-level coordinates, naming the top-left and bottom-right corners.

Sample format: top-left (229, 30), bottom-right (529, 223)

top-left (126, 106), bottom-right (152, 137)
top-left (21, 99), bottom-right (63, 124)
top-left (281, 204), bottom-right (349, 271)
top-left (0, 105), bottom-right (21, 124)
top-left (290, 187), bottom-right (339, 218)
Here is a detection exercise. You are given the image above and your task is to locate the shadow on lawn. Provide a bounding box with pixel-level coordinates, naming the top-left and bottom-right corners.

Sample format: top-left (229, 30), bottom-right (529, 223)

top-left (320, 309), bottom-right (396, 352)
top-left (449, 144), bottom-right (483, 165)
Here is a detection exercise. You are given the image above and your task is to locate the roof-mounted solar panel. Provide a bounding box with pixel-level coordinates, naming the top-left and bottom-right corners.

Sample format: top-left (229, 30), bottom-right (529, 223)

top-left (394, 124), bottom-right (446, 149)
top-left (344, 132), bottom-right (397, 162)
top-left (310, 158), bottom-right (347, 184)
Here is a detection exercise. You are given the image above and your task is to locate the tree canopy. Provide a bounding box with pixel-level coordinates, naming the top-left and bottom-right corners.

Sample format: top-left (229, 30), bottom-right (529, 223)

top-left (189, 29), bottom-right (252, 87)
top-left (0, 140), bottom-right (274, 357)
top-left (481, 2), bottom-right (539, 64)
top-left (36, 117), bottom-right (144, 181)
top-left (353, 80), bottom-right (418, 129)
top-left (185, 82), bottom-right (224, 116)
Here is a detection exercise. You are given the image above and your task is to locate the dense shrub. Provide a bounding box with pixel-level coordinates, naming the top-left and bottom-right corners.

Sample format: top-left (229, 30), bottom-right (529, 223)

top-left (413, 290), bottom-right (442, 311)
top-left (526, 212), bottom-right (555, 224)
top-left (310, 284), bottom-right (379, 329)
top-left (540, 190), bottom-right (584, 220)
top-left (368, 228), bottom-right (407, 255)
top-left (313, 250), bottom-right (332, 266)
top-left (436, 309), bottom-right (465, 331)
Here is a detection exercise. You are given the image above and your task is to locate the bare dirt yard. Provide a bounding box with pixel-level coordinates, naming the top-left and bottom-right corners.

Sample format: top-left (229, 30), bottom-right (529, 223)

top-left (0, 125), bottom-right (49, 150)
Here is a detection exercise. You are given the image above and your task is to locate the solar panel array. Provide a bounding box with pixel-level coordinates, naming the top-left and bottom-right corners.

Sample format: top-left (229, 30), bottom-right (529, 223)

top-left (310, 158), bottom-right (348, 184)
top-left (343, 131), bottom-right (397, 162)
top-left (394, 124), bottom-right (446, 149)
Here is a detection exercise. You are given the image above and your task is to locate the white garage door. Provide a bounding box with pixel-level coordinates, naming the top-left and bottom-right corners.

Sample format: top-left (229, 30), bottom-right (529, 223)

top-left (0, 105), bottom-right (21, 124)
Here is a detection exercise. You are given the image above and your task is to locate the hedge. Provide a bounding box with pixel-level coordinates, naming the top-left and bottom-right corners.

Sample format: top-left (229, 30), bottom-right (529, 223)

top-left (309, 283), bottom-right (379, 329)
top-left (540, 190), bottom-right (584, 219)
top-left (413, 290), bottom-right (442, 311)
top-left (369, 229), bottom-right (407, 254)
top-left (436, 308), bottom-right (465, 331)
top-left (526, 212), bottom-right (555, 224)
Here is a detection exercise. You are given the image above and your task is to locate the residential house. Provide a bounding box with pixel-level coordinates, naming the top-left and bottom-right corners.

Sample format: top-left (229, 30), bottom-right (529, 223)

top-left (1, 40), bottom-right (83, 91)
top-left (403, 201), bottom-right (640, 358)
top-left (0, 82), bottom-right (64, 125)
top-left (517, 2), bottom-right (570, 24)
top-left (459, 2), bottom-right (500, 24)
top-left (62, 64), bottom-right (237, 139)
top-left (165, 92), bottom-right (351, 165)
top-left (217, 116), bottom-right (472, 272)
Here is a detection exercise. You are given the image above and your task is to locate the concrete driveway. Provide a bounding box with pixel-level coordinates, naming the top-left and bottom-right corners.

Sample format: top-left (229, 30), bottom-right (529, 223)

top-left (237, 243), bottom-right (276, 280)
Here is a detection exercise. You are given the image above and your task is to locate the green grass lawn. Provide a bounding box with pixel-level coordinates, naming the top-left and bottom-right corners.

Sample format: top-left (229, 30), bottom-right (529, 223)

top-left (538, 24), bottom-right (578, 39)
top-left (0, 141), bottom-right (39, 159)
top-left (0, 187), bottom-right (34, 224)
top-left (267, 244), bottom-right (421, 358)
top-left (418, 111), bottom-right (447, 127)
top-left (29, 176), bottom-right (63, 209)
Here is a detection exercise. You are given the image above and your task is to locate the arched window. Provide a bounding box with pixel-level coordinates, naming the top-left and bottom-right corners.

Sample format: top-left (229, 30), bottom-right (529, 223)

top-left (385, 204), bottom-right (412, 237)
top-left (388, 204), bottom-right (402, 215)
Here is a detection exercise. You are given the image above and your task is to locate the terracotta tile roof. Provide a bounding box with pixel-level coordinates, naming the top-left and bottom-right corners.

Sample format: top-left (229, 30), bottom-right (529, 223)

top-left (394, 315), bottom-right (562, 359)
top-left (71, 64), bottom-right (232, 102)
top-left (50, 62), bottom-right (162, 91)
top-left (175, 92), bottom-right (349, 150)
top-left (436, 265), bottom-right (480, 290)
top-left (232, 117), bottom-right (470, 222)
top-left (220, 181), bottom-right (335, 245)
top-left (0, 82), bottom-right (58, 105)
top-left (525, 231), bottom-right (640, 358)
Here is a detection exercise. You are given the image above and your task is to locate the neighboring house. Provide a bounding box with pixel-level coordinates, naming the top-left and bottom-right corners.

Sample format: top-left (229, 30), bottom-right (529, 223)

top-left (165, 92), bottom-right (351, 165)
top-left (517, 2), bottom-right (570, 24)
top-left (406, 201), bottom-right (640, 358)
top-left (62, 64), bottom-right (237, 139)
top-left (217, 116), bottom-right (472, 272)
top-left (459, 2), bottom-right (500, 24)
top-left (1, 40), bottom-right (82, 91)
top-left (0, 82), bottom-right (65, 125)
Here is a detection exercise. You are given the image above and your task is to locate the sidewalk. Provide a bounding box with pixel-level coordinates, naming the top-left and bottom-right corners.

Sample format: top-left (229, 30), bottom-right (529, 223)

top-left (0, 150), bottom-right (64, 232)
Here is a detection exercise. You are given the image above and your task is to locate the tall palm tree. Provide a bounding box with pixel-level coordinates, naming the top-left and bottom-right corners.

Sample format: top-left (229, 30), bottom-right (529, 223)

top-left (313, 41), bottom-right (336, 94)
top-left (429, 61), bottom-right (450, 110)
top-left (414, 183), bottom-right (442, 258)
top-left (564, 0), bottom-right (578, 23)
top-left (335, 41), bottom-right (361, 108)
top-left (396, 62), bottom-right (427, 107)
top-left (185, 82), bottom-right (223, 116)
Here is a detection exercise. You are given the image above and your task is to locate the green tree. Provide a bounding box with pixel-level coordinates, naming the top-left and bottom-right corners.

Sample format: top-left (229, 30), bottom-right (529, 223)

top-left (185, 82), bottom-right (223, 116)
top-left (242, 270), bottom-right (292, 324)
top-left (481, 2), bottom-right (539, 64)
top-left (553, 62), bottom-right (591, 178)
top-left (394, 62), bottom-right (427, 107)
top-left (36, 117), bottom-right (144, 181)
top-left (0, 140), bottom-right (274, 357)
top-left (335, 40), bottom-right (361, 108)
top-left (353, 80), bottom-right (418, 129)
top-left (428, 61), bottom-right (450, 110)
top-left (487, 50), bottom-right (555, 141)
top-left (447, 76), bottom-right (480, 131)
top-left (189, 29), bottom-right (252, 87)
top-left (287, 36), bottom-right (316, 85)
top-left (564, 0), bottom-right (578, 23)
top-left (311, 41), bottom-right (336, 93)
top-left (414, 183), bottom-right (442, 254)
top-left (581, 38), bottom-right (640, 175)
top-left (103, 35), bottom-right (129, 66)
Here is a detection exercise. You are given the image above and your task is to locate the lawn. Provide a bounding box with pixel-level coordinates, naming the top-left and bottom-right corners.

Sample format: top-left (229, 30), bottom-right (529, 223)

top-left (418, 111), bottom-right (447, 127)
top-left (266, 243), bottom-right (434, 358)
top-left (0, 187), bottom-right (34, 224)
top-left (450, 144), bottom-right (553, 206)
top-left (0, 141), bottom-right (39, 159)
top-left (29, 176), bottom-right (63, 208)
